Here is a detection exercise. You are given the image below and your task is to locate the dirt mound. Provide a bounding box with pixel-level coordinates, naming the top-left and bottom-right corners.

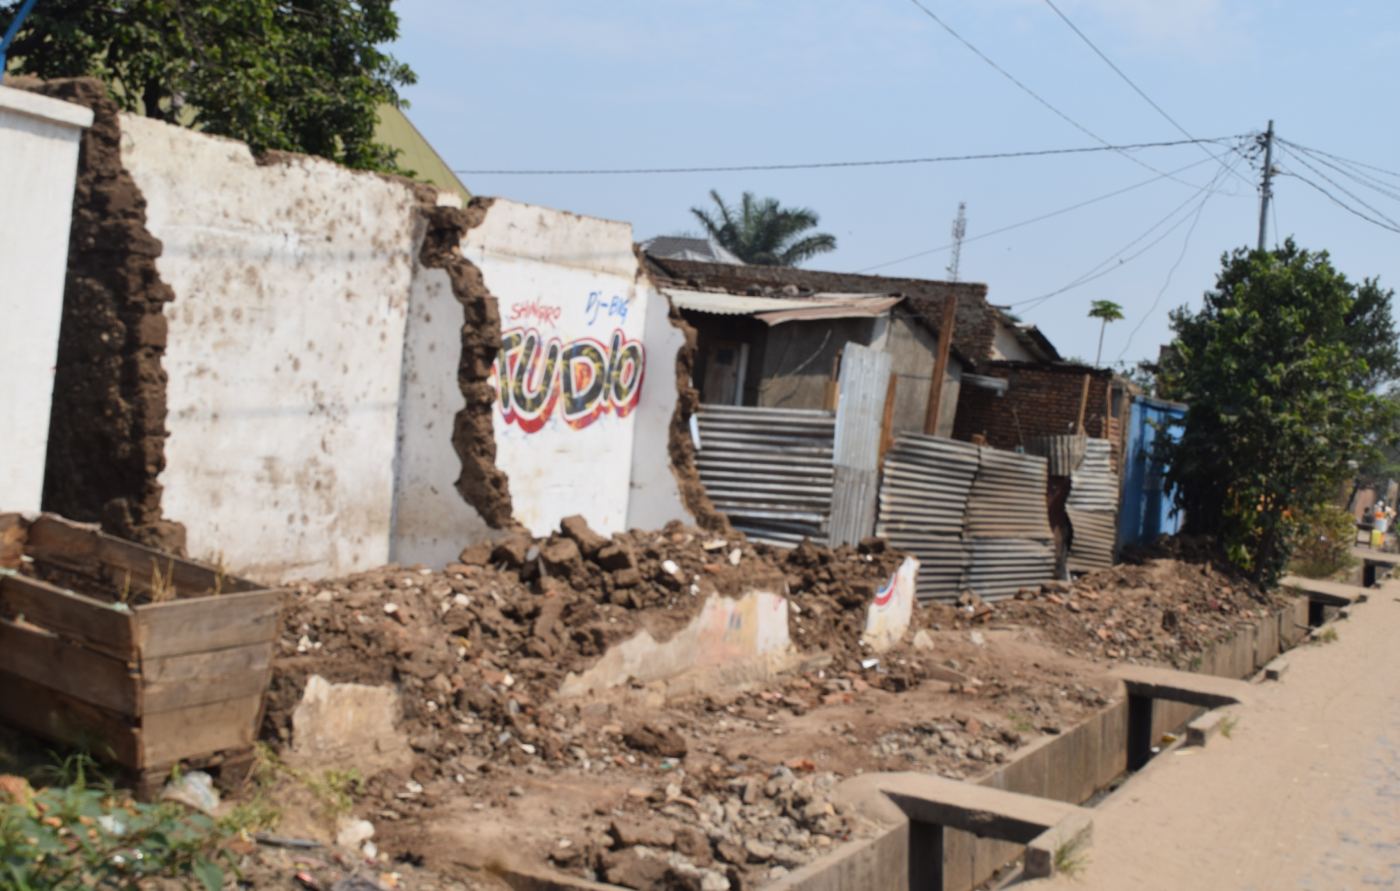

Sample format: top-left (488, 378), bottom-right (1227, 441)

top-left (989, 554), bottom-right (1281, 667)
top-left (263, 521), bottom-right (905, 773)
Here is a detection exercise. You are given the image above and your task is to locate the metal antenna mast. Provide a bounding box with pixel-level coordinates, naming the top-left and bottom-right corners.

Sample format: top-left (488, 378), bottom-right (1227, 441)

top-left (947, 201), bottom-right (967, 282)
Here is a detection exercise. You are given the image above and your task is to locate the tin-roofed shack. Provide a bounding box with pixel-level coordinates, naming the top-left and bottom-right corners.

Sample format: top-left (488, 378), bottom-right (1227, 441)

top-left (645, 256), bottom-right (995, 437)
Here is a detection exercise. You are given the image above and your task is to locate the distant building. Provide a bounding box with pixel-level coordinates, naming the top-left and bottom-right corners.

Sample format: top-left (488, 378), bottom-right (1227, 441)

top-left (644, 254), bottom-right (994, 438)
top-left (639, 236), bottom-right (743, 265)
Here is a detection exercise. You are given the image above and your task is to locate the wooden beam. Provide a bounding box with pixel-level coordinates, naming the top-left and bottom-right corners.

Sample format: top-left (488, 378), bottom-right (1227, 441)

top-left (1075, 373), bottom-right (1092, 434)
top-left (923, 294), bottom-right (958, 435)
top-left (879, 373), bottom-right (898, 461)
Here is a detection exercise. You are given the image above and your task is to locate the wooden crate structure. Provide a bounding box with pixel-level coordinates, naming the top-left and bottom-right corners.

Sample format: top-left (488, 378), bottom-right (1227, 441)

top-left (0, 514), bottom-right (283, 792)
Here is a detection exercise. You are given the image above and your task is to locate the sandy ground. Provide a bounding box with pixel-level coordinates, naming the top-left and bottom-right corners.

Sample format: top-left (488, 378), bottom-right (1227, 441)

top-left (1026, 580), bottom-right (1400, 891)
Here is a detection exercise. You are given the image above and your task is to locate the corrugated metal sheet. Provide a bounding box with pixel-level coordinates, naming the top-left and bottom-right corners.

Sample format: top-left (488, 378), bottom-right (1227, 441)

top-left (1067, 439), bottom-right (1118, 512)
top-left (665, 288), bottom-right (898, 323)
top-left (965, 539), bottom-right (1056, 600)
top-left (1067, 508), bottom-right (1116, 572)
top-left (1067, 438), bottom-right (1118, 570)
top-left (1026, 434), bottom-right (1087, 477)
top-left (965, 448), bottom-right (1054, 540)
top-left (829, 344), bottom-right (889, 547)
top-left (876, 434), bottom-right (980, 601)
top-left (757, 296), bottom-right (903, 326)
top-left (695, 404), bottom-right (834, 547)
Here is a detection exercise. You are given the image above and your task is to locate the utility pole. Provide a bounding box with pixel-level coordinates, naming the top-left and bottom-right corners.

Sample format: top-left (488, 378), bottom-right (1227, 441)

top-left (1257, 120), bottom-right (1275, 253)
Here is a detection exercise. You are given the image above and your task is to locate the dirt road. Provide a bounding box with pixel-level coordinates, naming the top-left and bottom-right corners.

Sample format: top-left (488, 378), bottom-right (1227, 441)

top-left (1028, 581), bottom-right (1400, 890)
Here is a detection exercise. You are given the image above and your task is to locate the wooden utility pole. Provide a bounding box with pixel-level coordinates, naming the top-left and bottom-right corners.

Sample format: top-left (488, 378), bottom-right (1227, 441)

top-left (1257, 120), bottom-right (1275, 252)
top-left (923, 294), bottom-right (958, 434)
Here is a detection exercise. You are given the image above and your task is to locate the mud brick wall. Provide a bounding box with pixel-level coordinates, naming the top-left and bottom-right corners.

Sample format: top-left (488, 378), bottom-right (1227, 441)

top-left (22, 79), bottom-right (184, 551)
top-left (953, 362), bottom-right (1117, 453)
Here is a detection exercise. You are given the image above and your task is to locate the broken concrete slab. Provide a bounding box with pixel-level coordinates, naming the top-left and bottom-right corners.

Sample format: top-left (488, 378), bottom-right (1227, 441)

top-left (558, 590), bottom-right (793, 698)
top-left (1113, 664), bottom-right (1252, 709)
top-left (1185, 709), bottom-right (1236, 747)
top-left (1264, 657), bottom-right (1289, 681)
top-left (1280, 574), bottom-right (1369, 605)
top-left (860, 557), bottom-right (919, 653)
top-left (289, 675), bottom-right (414, 775)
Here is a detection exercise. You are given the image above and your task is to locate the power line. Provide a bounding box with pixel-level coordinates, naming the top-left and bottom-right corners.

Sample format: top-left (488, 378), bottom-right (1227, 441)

top-left (1277, 144), bottom-right (1400, 230)
top-left (1280, 140), bottom-right (1400, 205)
top-left (452, 136), bottom-right (1233, 176)
top-left (1276, 161), bottom-right (1400, 235)
top-left (1275, 138), bottom-right (1400, 183)
top-left (1012, 158), bottom-right (1232, 312)
top-left (903, 0), bottom-right (1204, 186)
top-left (1039, 0), bottom-right (1254, 190)
top-left (1116, 152), bottom-right (1246, 358)
top-left (856, 145), bottom-right (1237, 274)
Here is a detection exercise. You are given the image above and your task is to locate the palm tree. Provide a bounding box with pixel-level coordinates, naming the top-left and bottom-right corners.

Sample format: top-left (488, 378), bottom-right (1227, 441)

top-left (690, 190), bottom-right (837, 267)
top-left (1088, 299), bottom-right (1125, 366)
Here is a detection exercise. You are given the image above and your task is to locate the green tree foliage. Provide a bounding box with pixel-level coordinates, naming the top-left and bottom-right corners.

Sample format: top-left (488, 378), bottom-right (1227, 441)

top-left (691, 190), bottom-right (837, 266)
top-left (1158, 240), bottom-right (1400, 583)
top-left (1087, 299), bottom-right (1124, 366)
top-left (0, 0), bottom-right (415, 171)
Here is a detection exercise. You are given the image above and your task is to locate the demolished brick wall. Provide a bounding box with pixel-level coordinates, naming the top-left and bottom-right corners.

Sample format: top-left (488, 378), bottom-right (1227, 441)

top-left (20, 78), bottom-right (184, 551)
top-left (416, 196), bottom-right (519, 530)
top-left (953, 362), bottom-right (1117, 453)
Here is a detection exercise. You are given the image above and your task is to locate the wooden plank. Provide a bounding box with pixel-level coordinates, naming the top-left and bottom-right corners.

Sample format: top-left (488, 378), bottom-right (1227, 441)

top-left (141, 694), bottom-right (263, 766)
top-left (143, 668), bottom-right (272, 714)
top-left (27, 514), bottom-right (259, 599)
top-left (141, 640), bottom-right (273, 683)
top-left (134, 589), bottom-right (284, 658)
top-left (0, 618), bottom-right (140, 715)
top-left (0, 574), bottom-right (137, 660)
top-left (923, 295), bottom-right (957, 434)
top-left (0, 670), bottom-right (140, 767)
top-left (0, 513), bottom-right (26, 568)
top-left (142, 641), bottom-right (274, 714)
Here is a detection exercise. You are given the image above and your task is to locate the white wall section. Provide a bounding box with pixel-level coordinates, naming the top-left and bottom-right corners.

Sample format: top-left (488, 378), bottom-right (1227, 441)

top-left (464, 200), bottom-right (652, 537)
top-left (0, 86), bottom-right (91, 513)
top-left (120, 114), bottom-right (421, 580)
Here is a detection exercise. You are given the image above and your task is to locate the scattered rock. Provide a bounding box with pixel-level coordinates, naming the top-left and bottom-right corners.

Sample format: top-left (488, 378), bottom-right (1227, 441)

top-left (623, 722), bottom-right (688, 758)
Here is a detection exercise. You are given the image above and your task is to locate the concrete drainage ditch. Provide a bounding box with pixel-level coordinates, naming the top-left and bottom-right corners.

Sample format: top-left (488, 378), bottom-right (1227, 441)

top-left (492, 576), bottom-right (1369, 891)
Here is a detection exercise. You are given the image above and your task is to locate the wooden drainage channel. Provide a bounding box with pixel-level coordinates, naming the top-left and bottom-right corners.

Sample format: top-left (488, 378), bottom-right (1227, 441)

top-left (0, 513), bottom-right (284, 795)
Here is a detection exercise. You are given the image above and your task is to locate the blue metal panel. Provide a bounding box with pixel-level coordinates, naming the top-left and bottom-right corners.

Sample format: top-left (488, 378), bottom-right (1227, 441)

top-left (1117, 396), bottom-right (1187, 548)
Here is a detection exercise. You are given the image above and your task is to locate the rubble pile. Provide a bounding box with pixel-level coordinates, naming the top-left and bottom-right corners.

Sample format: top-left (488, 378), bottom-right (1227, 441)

top-left (991, 554), bottom-right (1281, 666)
top-left (251, 524), bottom-right (1275, 890)
top-left (263, 520), bottom-right (909, 775)
top-left (546, 766), bottom-right (859, 890)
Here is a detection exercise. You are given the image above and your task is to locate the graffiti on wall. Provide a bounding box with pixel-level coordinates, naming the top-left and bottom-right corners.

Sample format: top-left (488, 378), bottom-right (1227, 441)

top-left (494, 327), bottom-right (645, 433)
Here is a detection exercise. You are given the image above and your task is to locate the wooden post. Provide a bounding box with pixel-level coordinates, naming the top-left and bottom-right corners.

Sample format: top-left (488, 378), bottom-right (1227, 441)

top-left (879, 373), bottom-right (898, 461)
top-left (923, 294), bottom-right (958, 435)
top-left (1075, 373), bottom-right (1092, 435)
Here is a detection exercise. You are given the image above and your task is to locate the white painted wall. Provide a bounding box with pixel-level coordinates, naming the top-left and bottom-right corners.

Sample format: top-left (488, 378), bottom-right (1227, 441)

top-left (464, 200), bottom-right (651, 537)
top-left (0, 86), bottom-right (91, 513)
top-left (120, 114), bottom-right (421, 581)
top-left (626, 285), bottom-right (691, 530)
top-left (390, 260), bottom-right (492, 566)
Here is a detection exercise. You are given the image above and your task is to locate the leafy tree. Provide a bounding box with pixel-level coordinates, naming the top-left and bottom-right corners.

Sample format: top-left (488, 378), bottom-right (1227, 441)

top-left (690, 190), bottom-right (837, 266)
top-left (1087, 299), bottom-right (1123, 366)
top-left (1158, 240), bottom-right (1400, 583)
top-left (0, 0), bottom-right (415, 171)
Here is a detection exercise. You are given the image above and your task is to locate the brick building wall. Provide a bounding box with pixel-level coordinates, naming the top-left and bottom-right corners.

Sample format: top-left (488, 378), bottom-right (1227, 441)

top-left (953, 362), bottom-right (1120, 454)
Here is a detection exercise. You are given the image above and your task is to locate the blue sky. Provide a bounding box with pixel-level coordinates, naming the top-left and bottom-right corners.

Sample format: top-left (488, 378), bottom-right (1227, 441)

top-left (392, 1), bottom-right (1400, 365)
